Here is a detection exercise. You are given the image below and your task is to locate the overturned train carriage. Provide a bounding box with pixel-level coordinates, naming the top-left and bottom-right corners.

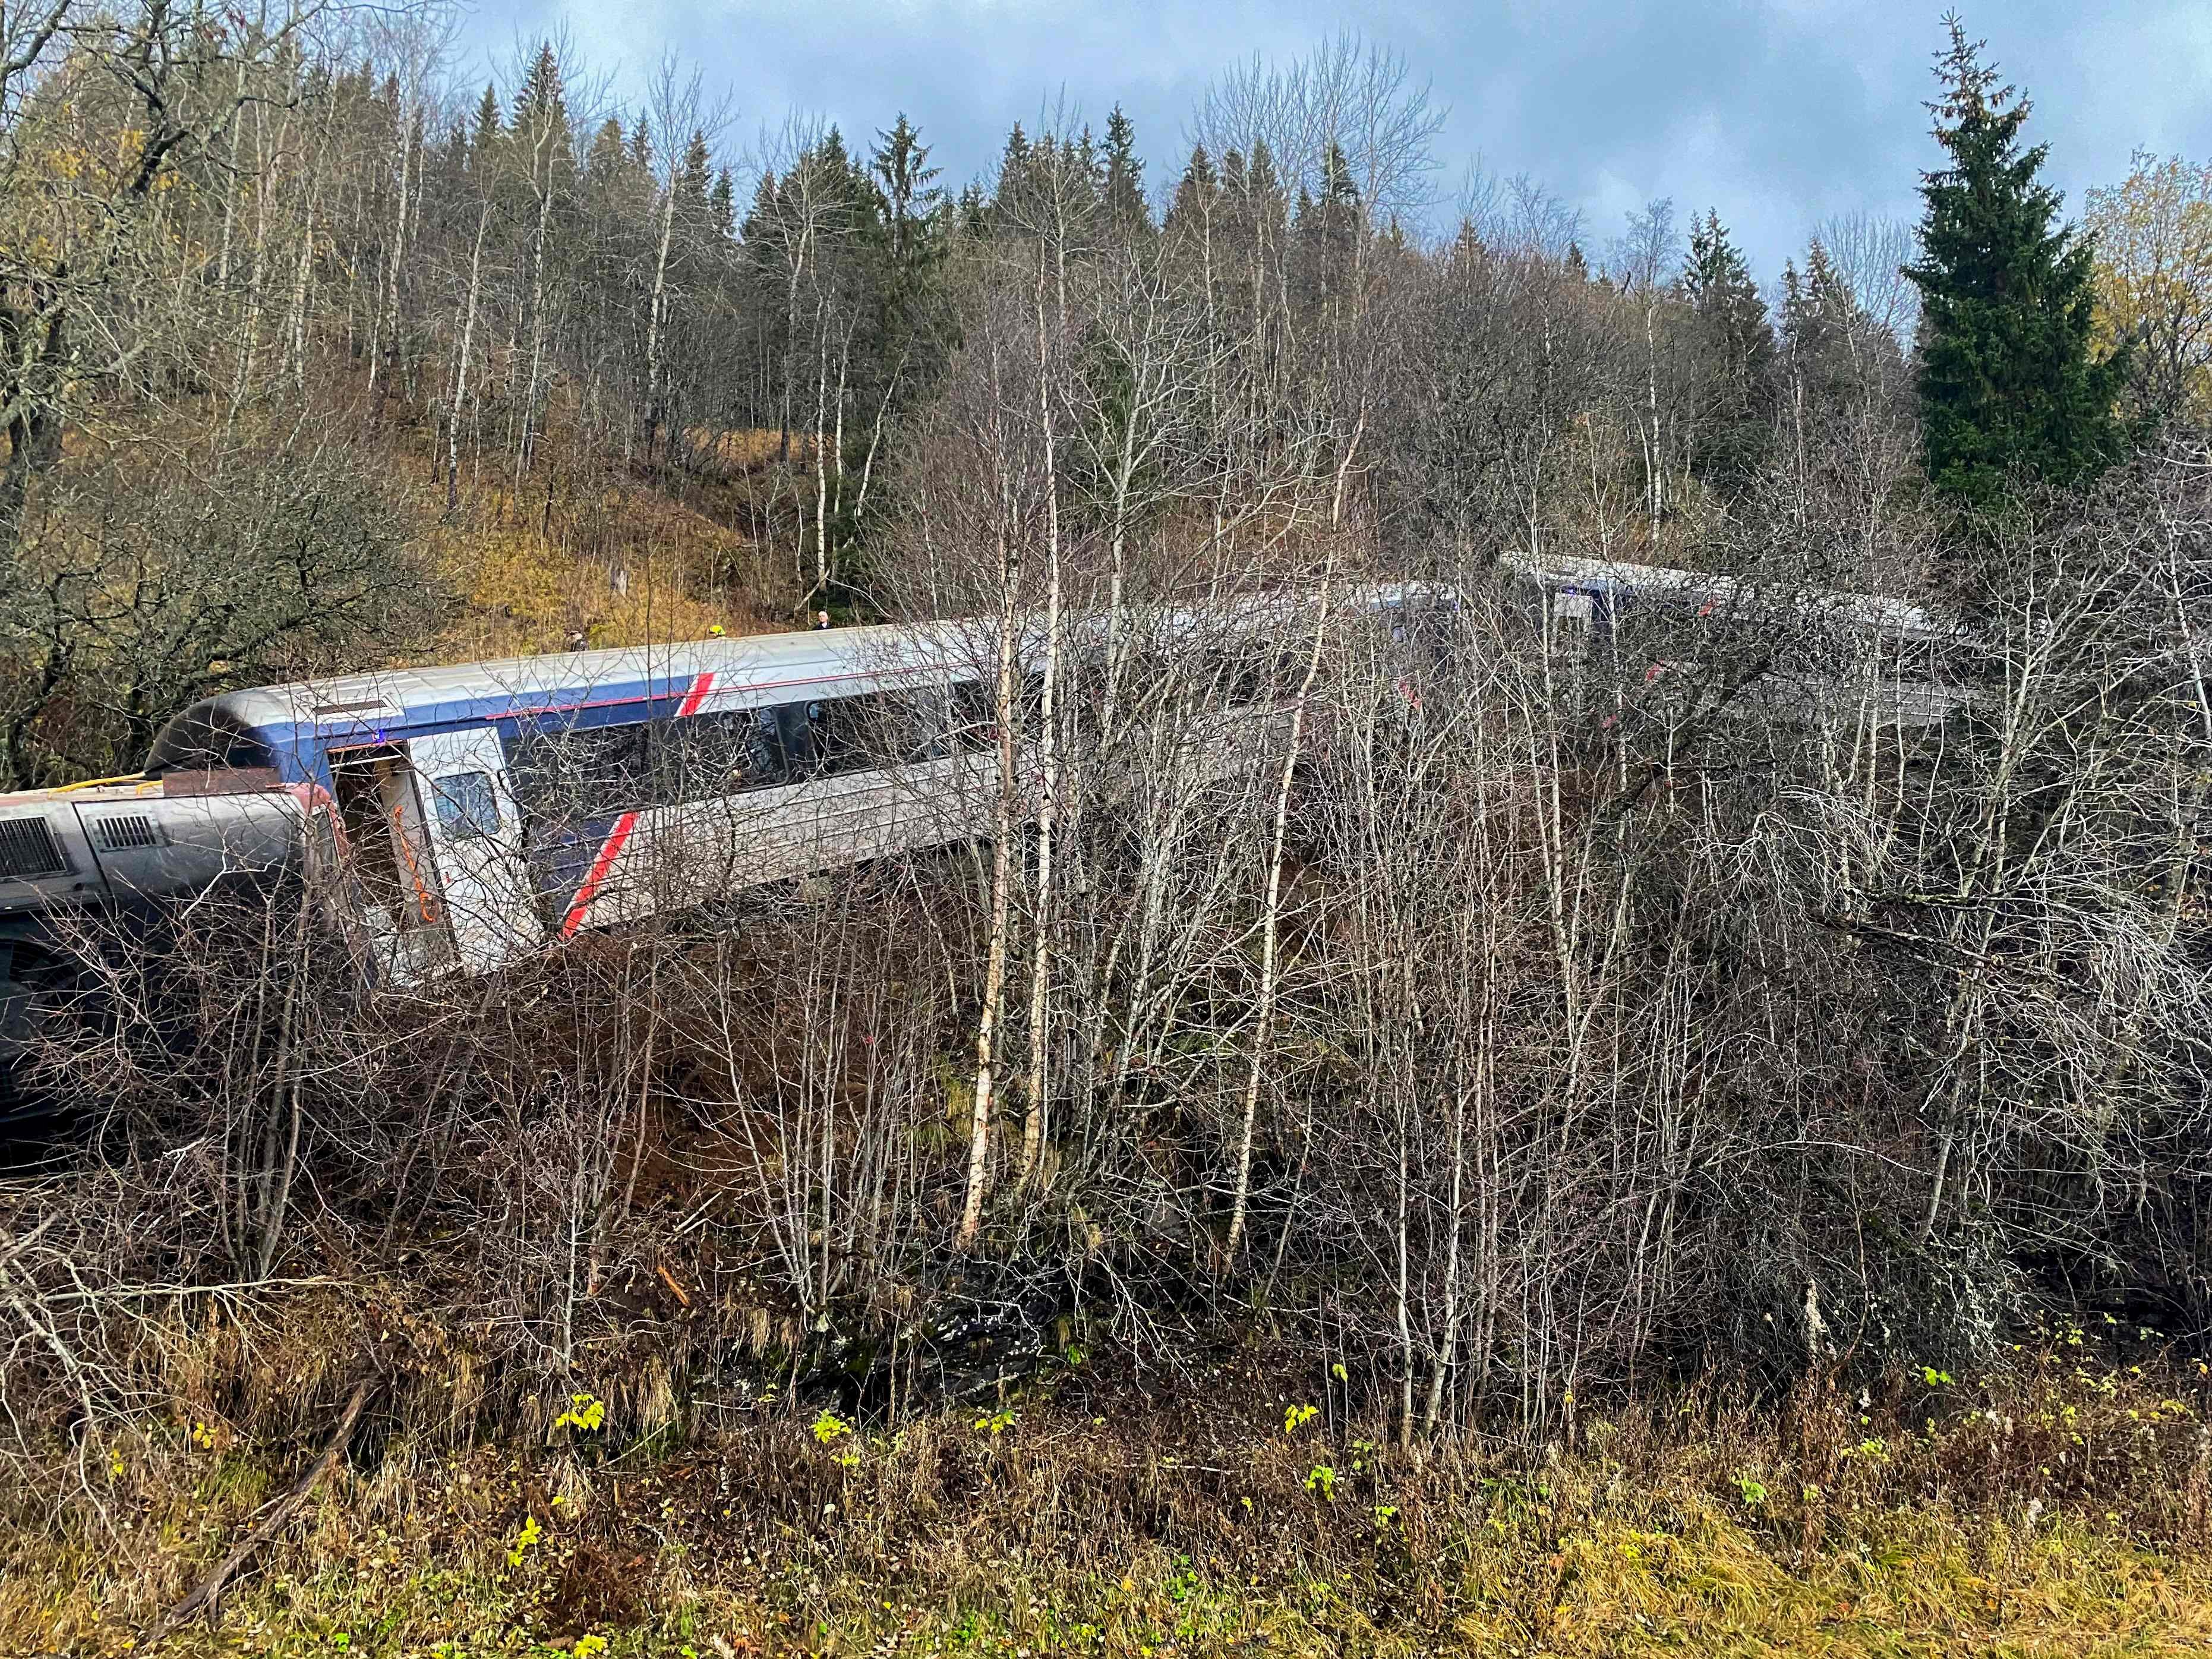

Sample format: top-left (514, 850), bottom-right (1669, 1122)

top-left (0, 594), bottom-right (1400, 1071)
top-left (0, 567), bottom-right (1962, 1078)
top-left (1, 620), bottom-right (992, 1023)
top-left (0, 776), bottom-right (309, 1074)
top-left (1500, 550), bottom-right (1975, 730)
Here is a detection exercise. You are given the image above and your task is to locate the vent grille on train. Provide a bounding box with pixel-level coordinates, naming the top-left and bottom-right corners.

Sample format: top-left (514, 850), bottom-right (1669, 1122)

top-left (92, 814), bottom-right (159, 852)
top-left (0, 816), bottom-right (67, 881)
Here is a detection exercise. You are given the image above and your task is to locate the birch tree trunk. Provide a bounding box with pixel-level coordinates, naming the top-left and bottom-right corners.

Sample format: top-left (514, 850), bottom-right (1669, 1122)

top-left (642, 171), bottom-right (678, 463)
top-left (1020, 241), bottom-right (1064, 1183)
top-left (958, 338), bottom-right (1024, 1251)
top-left (516, 121), bottom-right (557, 490)
top-left (1225, 574), bottom-right (1333, 1260)
top-left (365, 94), bottom-right (412, 420)
top-left (448, 200), bottom-right (491, 513)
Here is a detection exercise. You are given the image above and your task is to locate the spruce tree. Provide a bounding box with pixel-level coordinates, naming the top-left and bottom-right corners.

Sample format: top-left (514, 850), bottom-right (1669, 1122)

top-left (677, 131), bottom-right (713, 219)
top-left (871, 113), bottom-right (943, 270)
top-left (1167, 144), bottom-right (1217, 225)
top-left (1102, 106), bottom-right (1148, 234)
top-left (585, 118), bottom-right (627, 193)
top-left (1779, 239), bottom-right (1871, 409)
top-left (870, 114), bottom-right (949, 370)
top-left (956, 181), bottom-right (990, 239)
top-left (1904, 17), bottom-right (2128, 505)
top-left (709, 169), bottom-right (736, 239)
top-left (1683, 212), bottom-right (1771, 364)
top-left (469, 83), bottom-right (502, 160)
top-left (1680, 210), bottom-right (1775, 488)
top-left (510, 44), bottom-right (572, 153)
top-left (994, 122), bottom-right (1033, 221)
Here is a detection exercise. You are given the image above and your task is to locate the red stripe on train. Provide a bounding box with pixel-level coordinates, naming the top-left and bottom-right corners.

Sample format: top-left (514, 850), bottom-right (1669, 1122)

top-left (560, 673), bottom-right (708, 939)
top-left (561, 809), bottom-right (640, 939)
top-left (676, 671), bottom-right (716, 719)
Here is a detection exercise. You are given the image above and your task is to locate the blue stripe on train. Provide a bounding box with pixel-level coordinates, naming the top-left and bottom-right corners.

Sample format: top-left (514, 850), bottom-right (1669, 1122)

top-left (245, 682), bottom-right (705, 796)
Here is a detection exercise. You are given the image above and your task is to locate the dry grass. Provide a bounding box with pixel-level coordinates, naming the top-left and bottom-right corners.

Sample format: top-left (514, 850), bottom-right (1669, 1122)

top-left (685, 426), bottom-right (819, 478)
top-left (6, 1307), bottom-right (2211, 1656)
top-left (415, 471), bottom-right (799, 663)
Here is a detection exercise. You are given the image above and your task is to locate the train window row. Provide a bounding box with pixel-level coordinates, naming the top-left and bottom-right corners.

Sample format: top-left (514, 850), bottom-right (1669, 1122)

top-left (496, 639), bottom-right (1333, 830)
top-left (504, 683), bottom-right (997, 823)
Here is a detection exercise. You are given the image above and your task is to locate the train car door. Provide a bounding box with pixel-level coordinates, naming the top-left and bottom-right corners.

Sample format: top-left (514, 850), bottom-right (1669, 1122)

top-left (405, 728), bottom-right (545, 973)
top-left (329, 746), bottom-right (455, 983)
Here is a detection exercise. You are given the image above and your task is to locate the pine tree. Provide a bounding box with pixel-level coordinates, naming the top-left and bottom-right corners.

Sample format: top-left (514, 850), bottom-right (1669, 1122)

top-left (677, 130), bottom-right (714, 220)
top-left (957, 181), bottom-right (990, 239)
top-left (1293, 142), bottom-right (1361, 310)
top-left (1680, 210), bottom-right (1775, 487)
top-left (872, 113), bottom-right (944, 270)
top-left (510, 43), bottom-right (573, 165)
top-left (709, 169), bottom-right (736, 239)
top-left (585, 117), bottom-right (627, 192)
top-left (1779, 239), bottom-right (1861, 400)
top-left (1683, 211), bottom-right (1769, 353)
top-left (1166, 144), bottom-right (1217, 231)
top-left (1904, 16), bottom-right (2128, 505)
top-left (994, 122), bottom-right (1033, 222)
top-left (1071, 127), bottom-right (1099, 197)
top-left (1102, 105), bottom-right (1148, 234)
top-left (810, 125), bottom-right (856, 197)
top-left (469, 82), bottom-right (502, 165)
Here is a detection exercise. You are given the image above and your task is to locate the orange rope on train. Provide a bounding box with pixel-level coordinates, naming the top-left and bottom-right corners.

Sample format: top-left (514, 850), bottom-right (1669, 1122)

top-left (389, 798), bottom-right (441, 926)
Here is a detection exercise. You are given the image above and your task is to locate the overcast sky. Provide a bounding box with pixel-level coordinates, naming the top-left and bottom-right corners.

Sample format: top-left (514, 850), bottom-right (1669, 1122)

top-left (455, 0), bottom-right (2212, 281)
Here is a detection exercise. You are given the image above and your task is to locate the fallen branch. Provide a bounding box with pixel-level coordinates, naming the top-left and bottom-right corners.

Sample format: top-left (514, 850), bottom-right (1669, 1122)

top-left (137, 1376), bottom-right (372, 1652)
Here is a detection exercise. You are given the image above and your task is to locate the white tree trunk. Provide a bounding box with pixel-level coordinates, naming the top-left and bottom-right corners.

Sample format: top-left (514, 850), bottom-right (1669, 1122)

top-left (1225, 575), bottom-right (1333, 1260)
top-left (1021, 243), bottom-right (1064, 1182)
top-left (448, 200), bottom-right (491, 513)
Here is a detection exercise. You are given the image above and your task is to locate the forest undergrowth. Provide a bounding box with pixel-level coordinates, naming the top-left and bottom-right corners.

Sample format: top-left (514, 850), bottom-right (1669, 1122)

top-left (7, 1310), bottom-right (2212, 1657)
top-left (414, 423), bottom-right (811, 663)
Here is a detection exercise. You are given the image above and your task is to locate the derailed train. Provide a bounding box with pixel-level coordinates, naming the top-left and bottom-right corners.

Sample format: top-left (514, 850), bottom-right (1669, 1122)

top-left (0, 560), bottom-right (1965, 1067)
top-left (0, 595), bottom-right (1355, 1063)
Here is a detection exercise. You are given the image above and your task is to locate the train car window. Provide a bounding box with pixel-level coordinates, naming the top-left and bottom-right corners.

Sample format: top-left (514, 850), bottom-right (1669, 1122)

top-left (772, 702), bottom-right (819, 772)
top-left (949, 680), bottom-right (996, 750)
top-left (429, 771), bottom-right (502, 840)
top-left (792, 691), bottom-right (917, 777)
top-left (663, 708), bottom-right (786, 800)
top-left (906, 687), bottom-right (954, 760)
top-left (506, 726), bottom-right (570, 818)
top-left (1017, 670), bottom-right (1047, 728)
top-left (590, 723), bottom-right (654, 805)
top-left (508, 719), bottom-right (653, 819)
top-left (1550, 590), bottom-right (1595, 651)
top-left (146, 700), bottom-right (280, 775)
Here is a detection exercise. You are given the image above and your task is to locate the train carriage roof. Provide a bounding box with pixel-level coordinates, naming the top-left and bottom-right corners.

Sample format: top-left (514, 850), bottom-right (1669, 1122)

top-left (143, 584), bottom-right (1434, 772)
top-left (191, 619), bottom-right (999, 746)
top-left (176, 586), bottom-right (1432, 746)
top-left (1503, 550), bottom-right (1961, 643)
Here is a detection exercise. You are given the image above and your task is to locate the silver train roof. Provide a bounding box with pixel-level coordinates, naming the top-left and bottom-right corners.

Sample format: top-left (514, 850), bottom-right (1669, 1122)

top-left (1501, 550), bottom-right (1960, 642)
